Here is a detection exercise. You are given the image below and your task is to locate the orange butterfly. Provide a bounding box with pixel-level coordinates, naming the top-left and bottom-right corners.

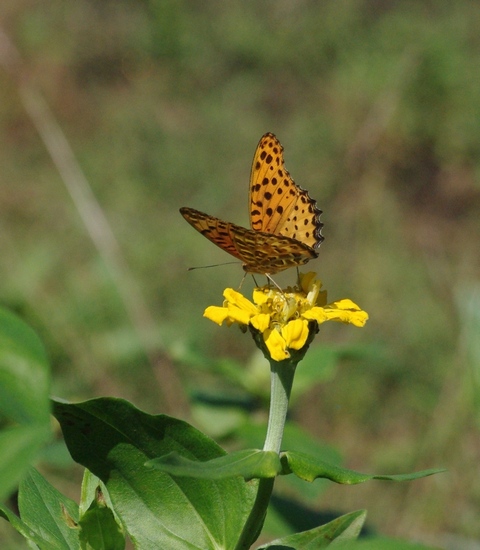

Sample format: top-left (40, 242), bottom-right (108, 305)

top-left (180, 133), bottom-right (323, 275)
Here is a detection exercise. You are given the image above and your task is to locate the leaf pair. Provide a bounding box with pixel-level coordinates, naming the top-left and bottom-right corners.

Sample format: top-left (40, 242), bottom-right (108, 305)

top-left (149, 448), bottom-right (443, 484)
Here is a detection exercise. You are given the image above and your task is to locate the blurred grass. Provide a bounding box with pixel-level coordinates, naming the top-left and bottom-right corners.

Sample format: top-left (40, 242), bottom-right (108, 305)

top-left (1, 0), bottom-right (480, 546)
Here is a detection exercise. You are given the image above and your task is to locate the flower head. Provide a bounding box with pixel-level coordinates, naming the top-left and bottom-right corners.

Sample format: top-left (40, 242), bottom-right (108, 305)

top-left (204, 272), bottom-right (368, 362)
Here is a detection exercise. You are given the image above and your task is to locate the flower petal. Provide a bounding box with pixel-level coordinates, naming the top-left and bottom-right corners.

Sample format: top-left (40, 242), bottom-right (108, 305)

top-left (252, 288), bottom-right (269, 306)
top-left (302, 307), bottom-right (328, 324)
top-left (250, 313), bottom-right (271, 333)
top-left (224, 288), bottom-right (258, 315)
top-left (331, 298), bottom-right (362, 310)
top-left (282, 319), bottom-right (309, 350)
top-left (226, 304), bottom-right (253, 325)
top-left (348, 311), bottom-right (369, 327)
top-left (323, 299), bottom-right (369, 327)
top-left (204, 306), bottom-right (230, 325)
top-left (264, 328), bottom-right (289, 361)
top-left (325, 309), bottom-right (369, 327)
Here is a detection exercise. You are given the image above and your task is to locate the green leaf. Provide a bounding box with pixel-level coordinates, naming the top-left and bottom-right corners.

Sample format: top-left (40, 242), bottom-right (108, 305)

top-left (53, 397), bottom-right (258, 550)
top-left (257, 509), bottom-right (366, 549)
top-left (281, 450), bottom-right (446, 484)
top-left (0, 467), bottom-right (80, 549)
top-left (79, 487), bottom-right (125, 550)
top-left (0, 307), bottom-right (51, 501)
top-left (148, 449), bottom-right (281, 480)
top-left (0, 307), bottom-right (50, 423)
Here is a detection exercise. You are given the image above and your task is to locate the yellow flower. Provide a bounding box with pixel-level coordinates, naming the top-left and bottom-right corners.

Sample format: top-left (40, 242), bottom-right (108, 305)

top-left (204, 272), bottom-right (368, 362)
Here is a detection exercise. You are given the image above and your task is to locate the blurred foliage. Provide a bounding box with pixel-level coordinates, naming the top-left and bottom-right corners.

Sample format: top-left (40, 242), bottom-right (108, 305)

top-left (1, 0), bottom-right (480, 547)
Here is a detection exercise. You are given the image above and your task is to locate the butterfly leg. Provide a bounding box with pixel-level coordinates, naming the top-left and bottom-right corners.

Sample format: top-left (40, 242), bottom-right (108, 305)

top-left (296, 267), bottom-right (301, 286)
top-left (248, 272), bottom-right (283, 292)
top-left (250, 274), bottom-right (260, 287)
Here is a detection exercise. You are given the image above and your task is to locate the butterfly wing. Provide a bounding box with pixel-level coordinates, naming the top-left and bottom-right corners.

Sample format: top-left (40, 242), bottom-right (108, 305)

top-left (240, 230), bottom-right (318, 274)
top-left (180, 207), bottom-right (246, 262)
top-left (180, 207), bottom-right (317, 274)
top-left (249, 133), bottom-right (324, 249)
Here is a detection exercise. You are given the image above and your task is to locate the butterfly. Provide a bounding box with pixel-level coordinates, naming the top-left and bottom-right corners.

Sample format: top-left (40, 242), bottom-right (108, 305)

top-left (180, 133), bottom-right (323, 276)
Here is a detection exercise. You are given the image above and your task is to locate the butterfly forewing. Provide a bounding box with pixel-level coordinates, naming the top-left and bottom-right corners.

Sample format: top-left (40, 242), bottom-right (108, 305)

top-left (180, 207), bottom-right (245, 262)
top-left (180, 207), bottom-right (317, 274)
top-left (249, 133), bottom-right (324, 249)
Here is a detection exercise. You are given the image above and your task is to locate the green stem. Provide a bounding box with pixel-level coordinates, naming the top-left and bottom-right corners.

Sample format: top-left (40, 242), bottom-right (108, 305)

top-left (263, 360), bottom-right (297, 453)
top-left (234, 359), bottom-right (297, 550)
top-left (233, 477), bottom-right (274, 550)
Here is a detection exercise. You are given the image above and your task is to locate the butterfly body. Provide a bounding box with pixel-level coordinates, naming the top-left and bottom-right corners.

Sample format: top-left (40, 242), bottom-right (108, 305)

top-left (180, 133), bottom-right (323, 276)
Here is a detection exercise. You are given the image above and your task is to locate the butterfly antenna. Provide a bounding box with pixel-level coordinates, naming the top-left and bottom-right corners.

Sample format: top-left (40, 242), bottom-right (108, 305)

top-left (265, 273), bottom-right (284, 293)
top-left (238, 272), bottom-right (248, 289)
top-left (187, 261), bottom-right (241, 271)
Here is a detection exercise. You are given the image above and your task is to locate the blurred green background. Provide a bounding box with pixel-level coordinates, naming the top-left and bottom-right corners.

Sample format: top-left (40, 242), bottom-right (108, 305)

top-left (1, 0), bottom-right (480, 547)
